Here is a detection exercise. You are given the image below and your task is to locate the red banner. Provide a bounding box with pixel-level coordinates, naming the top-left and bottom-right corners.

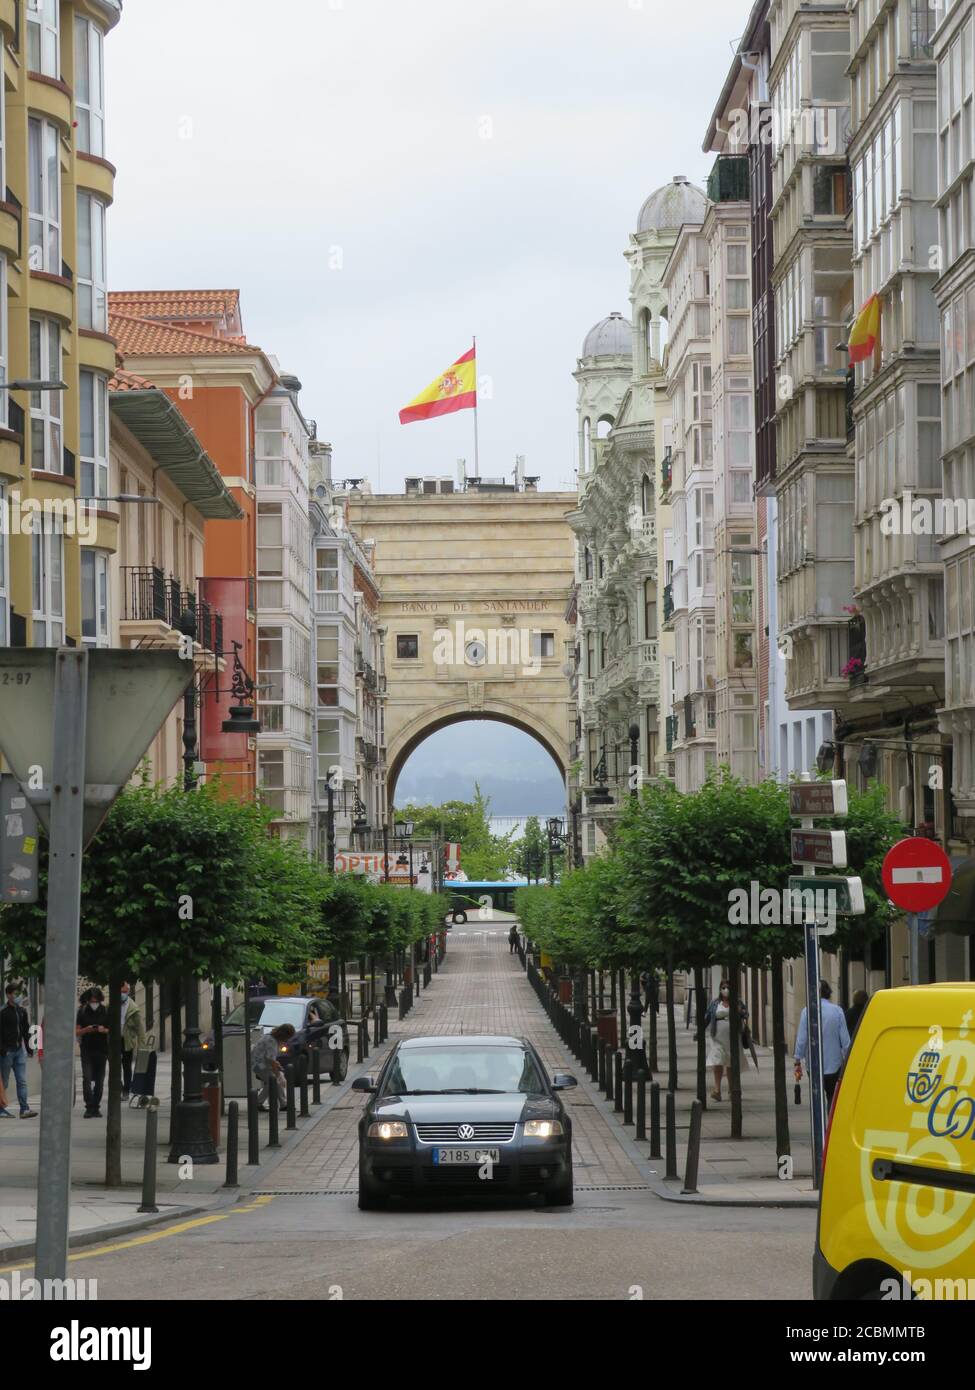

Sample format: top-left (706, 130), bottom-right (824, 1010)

top-left (199, 576), bottom-right (249, 763)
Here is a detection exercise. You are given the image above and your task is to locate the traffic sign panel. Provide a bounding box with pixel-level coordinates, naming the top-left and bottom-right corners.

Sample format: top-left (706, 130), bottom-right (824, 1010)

top-left (882, 838), bottom-right (952, 913)
top-left (791, 829), bottom-right (847, 868)
top-left (790, 780), bottom-right (848, 818)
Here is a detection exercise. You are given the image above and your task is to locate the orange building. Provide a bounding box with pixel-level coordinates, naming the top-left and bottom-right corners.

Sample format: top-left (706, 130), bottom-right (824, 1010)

top-left (109, 290), bottom-right (279, 799)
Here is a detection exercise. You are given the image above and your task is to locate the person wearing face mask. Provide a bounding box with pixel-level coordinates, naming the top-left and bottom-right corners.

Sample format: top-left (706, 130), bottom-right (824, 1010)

top-left (703, 978), bottom-right (749, 1102)
top-left (119, 982), bottom-right (145, 1101)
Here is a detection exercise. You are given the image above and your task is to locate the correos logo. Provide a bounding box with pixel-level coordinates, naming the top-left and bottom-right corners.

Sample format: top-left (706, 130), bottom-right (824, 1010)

top-left (861, 1017), bottom-right (975, 1271)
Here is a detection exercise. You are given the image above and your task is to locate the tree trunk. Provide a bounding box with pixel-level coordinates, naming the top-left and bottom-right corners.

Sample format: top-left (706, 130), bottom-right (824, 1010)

top-left (618, 968), bottom-right (627, 1051)
top-left (168, 979), bottom-right (182, 1148)
top-left (694, 964), bottom-right (707, 1108)
top-left (647, 976), bottom-right (658, 1075)
top-left (771, 953), bottom-right (791, 1163)
top-left (728, 962), bottom-right (743, 1139)
top-left (105, 971), bottom-right (124, 1188)
top-left (665, 956), bottom-right (677, 1093)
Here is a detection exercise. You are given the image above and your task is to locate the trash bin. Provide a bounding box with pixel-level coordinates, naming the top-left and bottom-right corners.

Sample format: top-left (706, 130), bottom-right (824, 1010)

top-left (204, 1078), bottom-right (221, 1145)
top-left (596, 1010), bottom-right (618, 1050)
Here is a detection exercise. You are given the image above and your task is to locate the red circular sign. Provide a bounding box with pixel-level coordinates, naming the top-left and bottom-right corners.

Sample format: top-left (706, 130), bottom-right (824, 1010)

top-left (881, 838), bottom-right (952, 913)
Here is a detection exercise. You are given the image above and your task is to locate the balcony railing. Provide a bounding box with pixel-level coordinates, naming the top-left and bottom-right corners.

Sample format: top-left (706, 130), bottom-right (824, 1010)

top-left (120, 566), bottom-right (222, 654)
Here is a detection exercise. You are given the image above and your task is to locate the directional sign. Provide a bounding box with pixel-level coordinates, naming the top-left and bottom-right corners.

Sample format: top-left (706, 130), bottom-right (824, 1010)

top-left (882, 838), bottom-right (952, 913)
top-left (789, 780), bottom-right (848, 818)
top-left (791, 829), bottom-right (847, 868)
top-left (789, 876), bottom-right (865, 917)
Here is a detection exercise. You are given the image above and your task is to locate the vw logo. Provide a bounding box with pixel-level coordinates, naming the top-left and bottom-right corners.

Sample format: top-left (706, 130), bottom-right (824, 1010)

top-left (458, 1123), bottom-right (475, 1140)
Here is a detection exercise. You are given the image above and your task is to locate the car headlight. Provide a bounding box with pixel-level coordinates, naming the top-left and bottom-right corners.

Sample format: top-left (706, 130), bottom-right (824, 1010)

top-left (524, 1119), bottom-right (563, 1138)
top-left (367, 1120), bottom-right (408, 1140)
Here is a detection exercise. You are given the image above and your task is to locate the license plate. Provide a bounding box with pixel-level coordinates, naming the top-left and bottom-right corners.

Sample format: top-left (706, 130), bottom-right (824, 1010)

top-left (432, 1148), bottom-right (501, 1166)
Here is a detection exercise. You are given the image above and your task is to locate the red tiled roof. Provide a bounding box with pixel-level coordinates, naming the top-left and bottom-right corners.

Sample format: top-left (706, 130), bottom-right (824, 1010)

top-left (108, 366), bottom-right (156, 392)
top-left (109, 289), bottom-right (241, 320)
top-left (109, 310), bottom-right (264, 358)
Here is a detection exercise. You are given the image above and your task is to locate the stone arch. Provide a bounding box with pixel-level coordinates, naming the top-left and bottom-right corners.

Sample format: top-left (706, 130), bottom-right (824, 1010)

top-left (387, 700), bottom-right (567, 807)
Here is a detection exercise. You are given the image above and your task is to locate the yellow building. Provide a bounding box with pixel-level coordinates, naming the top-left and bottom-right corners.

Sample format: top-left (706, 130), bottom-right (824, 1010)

top-left (0, 1), bottom-right (121, 647)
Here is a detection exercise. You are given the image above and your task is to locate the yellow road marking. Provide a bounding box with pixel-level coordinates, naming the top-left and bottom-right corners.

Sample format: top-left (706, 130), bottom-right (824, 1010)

top-left (0, 1195), bottom-right (275, 1274)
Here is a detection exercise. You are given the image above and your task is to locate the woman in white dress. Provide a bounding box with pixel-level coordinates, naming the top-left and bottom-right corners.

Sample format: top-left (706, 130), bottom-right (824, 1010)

top-left (704, 979), bottom-right (748, 1101)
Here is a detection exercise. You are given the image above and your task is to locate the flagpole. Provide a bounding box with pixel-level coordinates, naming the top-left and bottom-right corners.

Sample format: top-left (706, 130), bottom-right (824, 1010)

top-left (472, 336), bottom-right (480, 479)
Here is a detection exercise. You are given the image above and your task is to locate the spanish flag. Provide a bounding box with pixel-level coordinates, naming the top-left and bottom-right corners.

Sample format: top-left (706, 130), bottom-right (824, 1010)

top-left (399, 346), bottom-right (477, 424)
top-left (848, 294), bottom-right (881, 365)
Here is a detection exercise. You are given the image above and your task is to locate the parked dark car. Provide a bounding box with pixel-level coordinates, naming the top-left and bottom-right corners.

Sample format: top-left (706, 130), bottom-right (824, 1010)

top-left (352, 1034), bottom-right (576, 1209)
top-left (203, 995), bottom-right (350, 1084)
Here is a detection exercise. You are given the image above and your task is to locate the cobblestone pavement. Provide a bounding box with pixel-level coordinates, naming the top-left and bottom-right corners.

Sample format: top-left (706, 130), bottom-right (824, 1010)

top-left (265, 923), bottom-right (647, 1193)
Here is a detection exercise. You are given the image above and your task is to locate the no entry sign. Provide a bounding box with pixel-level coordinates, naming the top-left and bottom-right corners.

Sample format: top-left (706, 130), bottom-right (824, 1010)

top-left (881, 838), bottom-right (952, 913)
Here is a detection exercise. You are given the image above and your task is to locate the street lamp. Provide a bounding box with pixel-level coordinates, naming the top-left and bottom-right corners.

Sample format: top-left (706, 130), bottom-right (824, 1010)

top-left (351, 788), bottom-right (369, 842)
top-left (220, 640), bottom-right (261, 737)
top-left (587, 749), bottom-right (614, 808)
top-left (546, 816), bottom-right (565, 885)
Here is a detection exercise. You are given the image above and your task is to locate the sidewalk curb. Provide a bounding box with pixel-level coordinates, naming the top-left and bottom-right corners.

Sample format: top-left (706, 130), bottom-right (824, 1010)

top-left (0, 1204), bottom-right (207, 1266)
top-left (646, 1175), bottom-right (819, 1208)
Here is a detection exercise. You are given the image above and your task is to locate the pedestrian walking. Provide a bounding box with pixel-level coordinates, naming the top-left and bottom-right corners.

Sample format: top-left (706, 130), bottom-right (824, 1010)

top-left (795, 980), bottom-right (851, 1110)
top-left (845, 989), bottom-right (869, 1042)
top-left (76, 987), bottom-right (110, 1118)
top-left (252, 1024), bottom-right (295, 1109)
top-left (508, 923), bottom-right (519, 954)
top-left (639, 969), bottom-right (659, 1013)
top-left (119, 981), bottom-right (145, 1100)
top-left (0, 983), bottom-right (38, 1118)
top-left (702, 979), bottom-right (749, 1102)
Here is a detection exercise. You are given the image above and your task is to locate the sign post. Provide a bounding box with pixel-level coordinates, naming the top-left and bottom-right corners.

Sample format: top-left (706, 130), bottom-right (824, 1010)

top-left (0, 648), bottom-right (196, 1291)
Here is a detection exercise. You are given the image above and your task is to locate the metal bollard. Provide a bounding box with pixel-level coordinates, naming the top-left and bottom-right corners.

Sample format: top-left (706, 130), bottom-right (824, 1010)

top-left (373, 1008), bottom-right (380, 1047)
top-left (665, 1089), bottom-right (678, 1180)
top-left (362, 1016), bottom-right (369, 1059)
top-left (649, 1082), bottom-right (662, 1158)
top-left (285, 1064), bottom-right (297, 1130)
top-left (603, 1043), bottom-right (614, 1101)
top-left (623, 1058), bottom-right (634, 1125)
top-left (267, 1072), bottom-right (280, 1148)
top-left (380, 1002), bottom-right (388, 1042)
top-left (356, 1020), bottom-right (364, 1064)
top-left (223, 1100), bottom-right (239, 1188)
top-left (636, 1073), bottom-right (647, 1141)
top-left (312, 1046), bottom-right (322, 1106)
top-left (589, 1031), bottom-right (599, 1083)
top-left (613, 1051), bottom-right (623, 1113)
top-left (247, 1089), bottom-right (260, 1165)
top-left (298, 1055), bottom-right (309, 1118)
top-left (598, 1039), bottom-right (607, 1092)
top-left (681, 1099), bottom-right (703, 1195)
top-left (137, 1102), bottom-right (159, 1213)
top-left (399, 989), bottom-right (407, 1021)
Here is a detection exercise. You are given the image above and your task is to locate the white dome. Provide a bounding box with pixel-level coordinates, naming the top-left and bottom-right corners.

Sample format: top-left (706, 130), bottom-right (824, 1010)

top-left (637, 175), bottom-right (709, 233)
top-left (582, 312), bottom-right (632, 359)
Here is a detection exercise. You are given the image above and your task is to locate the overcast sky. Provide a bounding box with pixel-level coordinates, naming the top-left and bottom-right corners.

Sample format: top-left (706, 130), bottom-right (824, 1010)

top-left (110, 0), bottom-right (740, 493)
top-left (396, 723), bottom-right (566, 815)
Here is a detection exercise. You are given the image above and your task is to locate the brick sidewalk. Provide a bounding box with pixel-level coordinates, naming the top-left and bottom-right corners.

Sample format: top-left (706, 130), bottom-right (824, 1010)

top-left (262, 927), bottom-right (648, 1193)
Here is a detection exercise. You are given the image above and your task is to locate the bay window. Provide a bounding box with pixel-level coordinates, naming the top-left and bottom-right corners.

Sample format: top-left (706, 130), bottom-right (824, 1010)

top-left (30, 317), bottom-right (62, 472)
top-left (32, 528), bottom-right (64, 646)
top-left (0, 256), bottom-right (6, 429)
top-left (256, 502), bottom-right (283, 606)
top-left (74, 16), bottom-right (106, 157)
top-left (79, 370), bottom-right (109, 498)
top-left (27, 0), bottom-right (59, 78)
top-left (258, 626), bottom-right (284, 731)
top-left (317, 627), bottom-right (339, 706)
top-left (0, 483), bottom-right (7, 645)
top-left (258, 750), bottom-right (285, 815)
top-left (77, 193), bottom-right (107, 331)
top-left (28, 117), bottom-right (61, 274)
top-left (80, 549), bottom-right (109, 646)
top-left (317, 719), bottom-right (341, 798)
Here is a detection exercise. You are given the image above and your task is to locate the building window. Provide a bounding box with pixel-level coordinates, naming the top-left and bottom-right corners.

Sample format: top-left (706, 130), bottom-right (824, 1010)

top-left (79, 371), bottom-right (108, 498)
top-left (258, 626), bottom-right (285, 731)
top-left (30, 317), bottom-right (62, 472)
top-left (258, 750), bottom-right (285, 816)
top-left (396, 633), bottom-right (419, 659)
top-left (0, 483), bottom-right (7, 645)
top-left (316, 548), bottom-right (338, 592)
top-left (584, 546), bottom-right (593, 580)
top-left (644, 579), bottom-right (657, 639)
top-left (32, 528), bottom-right (63, 646)
top-left (80, 549), bottom-right (109, 646)
top-left (317, 627), bottom-right (339, 706)
top-left (317, 718), bottom-right (341, 798)
top-left (77, 193), bottom-right (107, 331)
top-left (641, 474), bottom-right (652, 514)
top-left (27, 0), bottom-right (59, 78)
top-left (257, 502), bottom-right (283, 607)
top-left (74, 16), bottom-right (105, 157)
top-left (531, 631), bottom-right (556, 659)
top-left (28, 117), bottom-right (61, 273)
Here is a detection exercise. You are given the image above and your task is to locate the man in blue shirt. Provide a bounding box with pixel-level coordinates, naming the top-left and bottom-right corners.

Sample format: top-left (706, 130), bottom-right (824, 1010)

top-left (794, 980), bottom-right (851, 1108)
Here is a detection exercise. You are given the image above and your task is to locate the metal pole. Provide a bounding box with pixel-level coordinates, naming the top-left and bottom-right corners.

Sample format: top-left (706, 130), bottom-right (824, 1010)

top-left (804, 920), bottom-right (826, 1189)
top-left (223, 1101), bottom-right (239, 1188)
top-left (34, 648), bottom-right (89, 1287)
top-left (665, 1090), bottom-right (678, 1180)
top-left (681, 1099), bottom-right (703, 1195)
top-left (137, 1103), bottom-right (159, 1213)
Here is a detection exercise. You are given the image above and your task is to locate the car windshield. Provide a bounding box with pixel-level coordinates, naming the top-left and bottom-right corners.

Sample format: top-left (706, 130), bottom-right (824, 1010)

top-left (224, 999), bottom-right (307, 1030)
top-left (382, 1046), bottom-right (545, 1096)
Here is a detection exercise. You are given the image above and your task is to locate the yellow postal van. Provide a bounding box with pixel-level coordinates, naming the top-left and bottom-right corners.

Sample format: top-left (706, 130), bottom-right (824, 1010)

top-left (816, 983), bottom-right (975, 1300)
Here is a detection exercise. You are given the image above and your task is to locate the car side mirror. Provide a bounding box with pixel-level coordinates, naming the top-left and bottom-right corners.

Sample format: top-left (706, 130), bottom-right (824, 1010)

top-left (551, 1073), bottom-right (578, 1090)
top-left (351, 1075), bottom-right (377, 1093)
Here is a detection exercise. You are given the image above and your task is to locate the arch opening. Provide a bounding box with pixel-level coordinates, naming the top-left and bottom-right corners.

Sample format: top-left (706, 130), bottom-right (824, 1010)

top-left (388, 712), bottom-right (566, 810)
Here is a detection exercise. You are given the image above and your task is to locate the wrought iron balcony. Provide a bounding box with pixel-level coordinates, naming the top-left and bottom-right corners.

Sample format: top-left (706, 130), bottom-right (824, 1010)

top-left (122, 565), bottom-right (167, 623)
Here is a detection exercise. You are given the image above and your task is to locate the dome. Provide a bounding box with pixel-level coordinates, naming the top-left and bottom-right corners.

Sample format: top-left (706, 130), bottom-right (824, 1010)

top-left (637, 175), bottom-right (709, 234)
top-left (582, 312), bottom-right (632, 359)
